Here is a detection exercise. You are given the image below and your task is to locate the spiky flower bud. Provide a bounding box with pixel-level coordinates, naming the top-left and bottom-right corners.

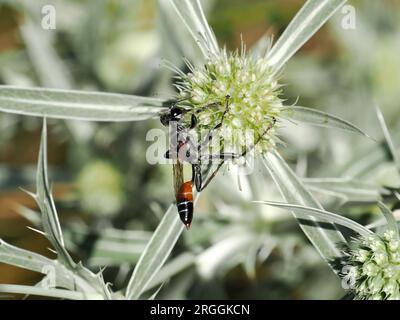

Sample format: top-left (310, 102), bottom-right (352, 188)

top-left (175, 46), bottom-right (283, 154)
top-left (340, 231), bottom-right (400, 299)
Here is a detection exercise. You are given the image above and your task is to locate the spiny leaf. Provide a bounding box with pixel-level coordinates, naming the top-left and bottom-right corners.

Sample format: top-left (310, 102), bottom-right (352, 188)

top-left (32, 120), bottom-right (111, 298)
top-left (0, 284), bottom-right (103, 300)
top-left (35, 119), bottom-right (75, 268)
top-left (0, 238), bottom-right (73, 289)
top-left (0, 86), bottom-right (167, 121)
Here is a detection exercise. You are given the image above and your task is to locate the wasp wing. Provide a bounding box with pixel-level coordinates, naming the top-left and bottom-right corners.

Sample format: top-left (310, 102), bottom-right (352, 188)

top-left (173, 159), bottom-right (184, 198)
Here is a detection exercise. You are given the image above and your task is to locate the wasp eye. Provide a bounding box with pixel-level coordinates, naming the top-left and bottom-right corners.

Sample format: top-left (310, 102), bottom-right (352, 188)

top-left (171, 107), bottom-right (183, 119)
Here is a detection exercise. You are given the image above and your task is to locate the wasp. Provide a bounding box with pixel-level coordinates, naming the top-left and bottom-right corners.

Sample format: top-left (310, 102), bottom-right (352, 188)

top-left (160, 96), bottom-right (275, 229)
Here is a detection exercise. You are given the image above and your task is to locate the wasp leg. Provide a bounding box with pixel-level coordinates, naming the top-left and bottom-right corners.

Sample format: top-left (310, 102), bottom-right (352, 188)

top-left (197, 117), bottom-right (277, 192)
top-left (199, 118), bottom-right (276, 162)
top-left (194, 101), bottom-right (220, 114)
top-left (198, 160), bottom-right (225, 192)
top-left (189, 114), bottom-right (198, 129)
top-left (198, 95), bottom-right (231, 152)
top-left (240, 117), bottom-right (277, 157)
top-left (200, 152), bottom-right (242, 161)
top-left (197, 152), bottom-right (241, 191)
top-left (191, 164), bottom-right (202, 192)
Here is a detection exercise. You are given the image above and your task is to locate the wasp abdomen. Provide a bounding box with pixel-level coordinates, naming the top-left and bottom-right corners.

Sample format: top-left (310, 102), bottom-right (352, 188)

top-left (176, 181), bottom-right (193, 229)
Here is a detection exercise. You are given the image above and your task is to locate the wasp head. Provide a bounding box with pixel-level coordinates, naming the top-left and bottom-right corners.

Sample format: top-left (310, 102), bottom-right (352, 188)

top-left (160, 107), bottom-right (184, 127)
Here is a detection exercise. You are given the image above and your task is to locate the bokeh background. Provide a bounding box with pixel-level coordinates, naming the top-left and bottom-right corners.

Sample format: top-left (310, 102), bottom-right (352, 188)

top-left (1, 0), bottom-right (400, 299)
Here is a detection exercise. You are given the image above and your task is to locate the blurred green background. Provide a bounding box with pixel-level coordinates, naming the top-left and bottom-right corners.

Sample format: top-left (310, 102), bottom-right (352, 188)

top-left (1, 0), bottom-right (400, 299)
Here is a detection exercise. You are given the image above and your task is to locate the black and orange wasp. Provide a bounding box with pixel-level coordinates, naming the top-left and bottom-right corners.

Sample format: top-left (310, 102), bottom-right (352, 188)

top-left (160, 96), bottom-right (275, 229)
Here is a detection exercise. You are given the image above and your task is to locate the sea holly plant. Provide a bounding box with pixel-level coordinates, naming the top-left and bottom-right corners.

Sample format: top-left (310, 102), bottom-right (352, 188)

top-left (0, 0), bottom-right (388, 300)
top-left (334, 108), bottom-right (400, 300)
top-left (259, 107), bottom-right (400, 300)
top-left (0, 120), bottom-right (112, 300)
top-left (339, 215), bottom-right (400, 300)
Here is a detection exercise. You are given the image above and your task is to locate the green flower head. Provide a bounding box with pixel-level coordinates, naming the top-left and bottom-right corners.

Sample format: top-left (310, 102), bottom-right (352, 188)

top-left (340, 231), bottom-right (400, 300)
top-left (173, 44), bottom-right (284, 155)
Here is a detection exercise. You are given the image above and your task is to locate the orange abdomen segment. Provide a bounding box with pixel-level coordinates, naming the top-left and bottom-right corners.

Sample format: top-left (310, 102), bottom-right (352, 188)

top-left (176, 181), bottom-right (193, 202)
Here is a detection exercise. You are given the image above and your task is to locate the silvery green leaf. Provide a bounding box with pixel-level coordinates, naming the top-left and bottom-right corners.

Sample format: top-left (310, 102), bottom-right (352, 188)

top-left (258, 201), bottom-right (373, 238)
top-left (376, 106), bottom-right (400, 172)
top-left (0, 86), bottom-right (167, 121)
top-left (32, 120), bottom-right (111, 298)
top-left (0, 238), bottom-right (105, 295)
top-left (0, 238), bottom-right (73, 289)
top-left (0, 284), bottom-right (103, 300)
top-left (19, 3), bottom-right (97, 142)
top-left (20, 13), bottom-right (74, 89)
top-left (148, 284), bottom-right (165, 300)
top-left (377, 202), bottom-right (400, 240)
top-left (125, 205), bottom-right (184, 299)
top-left (303, 177), bottom-right (384, 203)
top-left (84, 230), bottom-right (150, 266)
top-left (148, 253), bottom-right (195, 290)
top-left (341, 142), bottom-right (389, 178)
top-left (263, 150), bottom-right (346, 269)
top-left (157, 0), bottom-right (204, 66)
top-left (167, 0), bottom-right (219, 58)
top-left (243, 236), bottom-right (266, 279)
top-left (267, 0), bottom-right (347, 72)
top-left (35, 119), bottom-right (76, 268)
top-left (282, 106), bottom-right (371, 138)
top-left (250, 34), bottom-right (274, 59)
top-left (195, 233), bottom-right (254, 280)
top-left (16, 205), bottom-right (41, 227)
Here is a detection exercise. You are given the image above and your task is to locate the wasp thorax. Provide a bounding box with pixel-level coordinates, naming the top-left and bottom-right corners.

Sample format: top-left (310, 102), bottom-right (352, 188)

top-left (176, 48), bottom-right (283, 154)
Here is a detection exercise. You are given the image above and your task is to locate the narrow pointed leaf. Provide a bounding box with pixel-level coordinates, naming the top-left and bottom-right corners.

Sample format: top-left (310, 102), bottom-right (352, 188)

top-left (0, 284), bottom-right (103, 300)
top-left (0, 86), bottom-right (167, 121)
top-left (267, 0), bottom-right (347, 72)
top-left (196, 233), bottom-right (254, 280)
top-left (34, 120), bottom-right (111, 298)
top-left (263, 150), bottom-right (346, 268)
top-left (20, 13), bottom-right (74, 89)
top-left (341, 142), bottom-right (390, 178)
top-left (167, 0), bottom-right (219, 57)
top-left (250, 34), bottom-right (274, 58)
top-left (0, 239), bottom-right (100, 293)
top-left (303, 177), bottom-right (384, 203)
top-left (126, 205), bottom-right (184, 299)
top-left (157, 0), bottom-right (203, 66)
top-left (0, 238), bottom-right (74, 289)
top-left (147, 253), bottom-right (195, 290)
top-left (35, 120), bottom-right (75, 268)
top-left (148, 284), bottom-right (165, 300)
top-left (258, 201), bottom-right (373, 238)
top-left (282, 106), bottom-right (371, 138)
top-left (376, 106), bottom-right (400, 172)
top-left (377, 202), bottom-right (400, 240)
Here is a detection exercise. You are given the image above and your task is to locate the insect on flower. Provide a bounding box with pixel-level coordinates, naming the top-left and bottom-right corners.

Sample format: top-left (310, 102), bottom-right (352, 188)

top-left (160, 96), bottom-right (276, 229)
